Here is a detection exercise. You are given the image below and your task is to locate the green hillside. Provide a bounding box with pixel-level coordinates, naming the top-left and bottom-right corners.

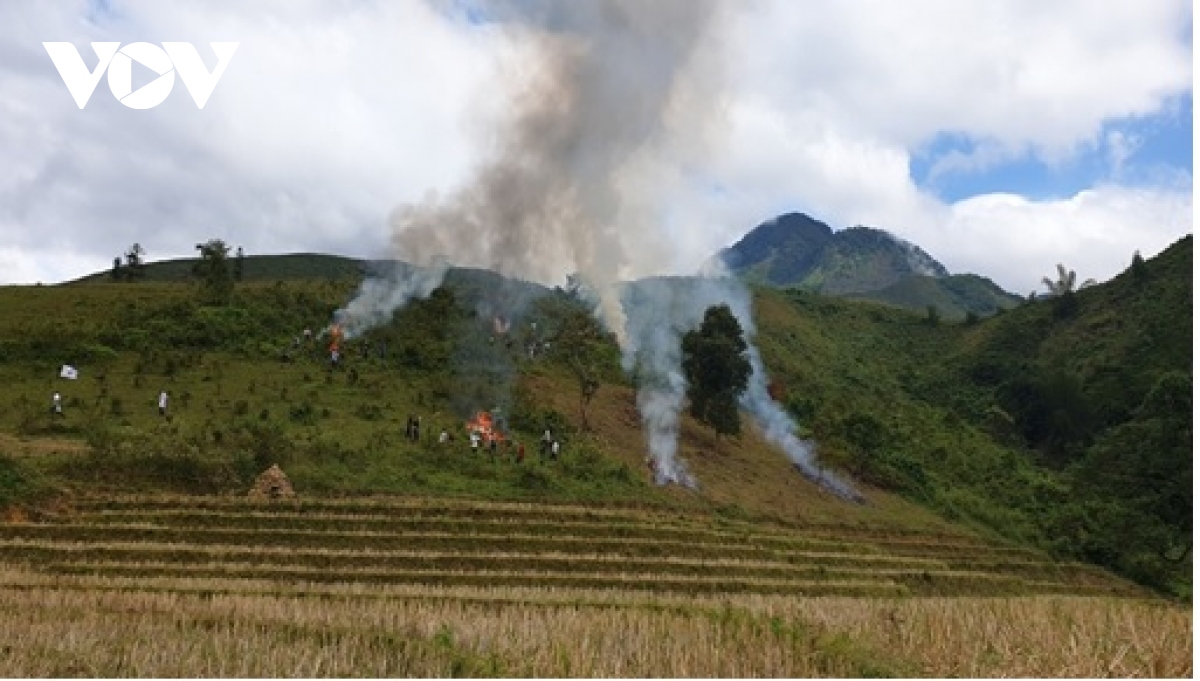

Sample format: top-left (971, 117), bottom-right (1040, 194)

top-left (72, 253), bottom-right (367, 284)
top-left (0, 237), bottom-right (1191, 598)
top-left (849, 273), bottom-right (1021, 320)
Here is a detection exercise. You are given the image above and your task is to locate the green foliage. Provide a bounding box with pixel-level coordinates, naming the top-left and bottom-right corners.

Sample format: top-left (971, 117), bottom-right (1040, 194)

top-left (753, 235), bottom-right (1192, 593)
top-left (682, 304), bottom-right (752, 439)
top-left (542, 292), bottom-right (618, 431)
top-left (1130, 250), bottom-right (1149, 283)
top-left (193, 239), bottom-right (235, 305)
top-left (0, 452), bottom-right (50, 507)
top-left (111, 243), bottom-right (147, 283)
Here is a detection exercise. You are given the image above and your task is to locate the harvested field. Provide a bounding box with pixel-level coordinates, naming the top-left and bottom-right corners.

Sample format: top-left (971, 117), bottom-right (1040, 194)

top-left (0, 493), bottom-right (1185, 676)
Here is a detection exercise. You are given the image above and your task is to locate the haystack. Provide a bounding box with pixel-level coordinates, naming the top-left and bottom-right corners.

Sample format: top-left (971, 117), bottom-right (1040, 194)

top-left (249, 464), bottom-right (296, 500)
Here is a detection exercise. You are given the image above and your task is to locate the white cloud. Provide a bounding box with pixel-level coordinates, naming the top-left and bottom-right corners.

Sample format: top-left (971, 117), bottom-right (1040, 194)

top-left (0, 0), bottom-right (1191, 294)
top-left (939, 184), bottom-right (1192, 293)
top-left (0, 0), bottom-right (504, 281)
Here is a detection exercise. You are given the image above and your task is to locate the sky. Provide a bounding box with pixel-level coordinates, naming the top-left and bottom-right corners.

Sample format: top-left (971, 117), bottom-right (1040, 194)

top-left (0, 0), bottom-right (1192, 294)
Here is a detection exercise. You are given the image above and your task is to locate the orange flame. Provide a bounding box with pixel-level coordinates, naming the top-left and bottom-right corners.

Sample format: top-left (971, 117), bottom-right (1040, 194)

top-left (328, 324), bottom-right (344, 353)
top-left (466, 410), bottom-right (504, 442)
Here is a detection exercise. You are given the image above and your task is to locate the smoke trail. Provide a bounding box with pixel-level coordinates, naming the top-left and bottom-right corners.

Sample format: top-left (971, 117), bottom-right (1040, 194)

top-left (622, 273), bottom-right (862, 501)
top-left (332, 0), bottom-right (724, 341)
top-left (739, 343), bottom-right (864, 503)
top-left (333, 259), bottom-right (449, 339)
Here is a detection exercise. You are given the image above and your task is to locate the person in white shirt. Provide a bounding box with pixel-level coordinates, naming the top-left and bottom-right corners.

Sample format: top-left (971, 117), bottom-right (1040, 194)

top-left (52, 392), bottom-right (63, 417)
top-left (158, 390), bottom-right (169, 416)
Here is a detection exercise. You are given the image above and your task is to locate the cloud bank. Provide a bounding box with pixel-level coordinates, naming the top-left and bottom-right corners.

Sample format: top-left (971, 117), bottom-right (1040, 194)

top-left (0, 0), bottom-right (1190, 293)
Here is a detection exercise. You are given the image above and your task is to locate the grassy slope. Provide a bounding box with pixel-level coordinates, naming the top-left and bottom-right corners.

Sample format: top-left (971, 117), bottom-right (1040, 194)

top-left (849, 273), bottom-right (1022, 320)
top-left (0, 281), bottom-right (988, 538)
top-left (0, 239), bottom-right (1190, 594)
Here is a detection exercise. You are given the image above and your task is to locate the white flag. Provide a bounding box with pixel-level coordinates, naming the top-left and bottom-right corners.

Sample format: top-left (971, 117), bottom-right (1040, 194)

top-left (60, 365), bottom-right (78, 380)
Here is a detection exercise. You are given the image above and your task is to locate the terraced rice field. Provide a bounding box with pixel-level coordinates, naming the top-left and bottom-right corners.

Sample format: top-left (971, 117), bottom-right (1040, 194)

top-left (0, 494), bottom-right (1188, 676)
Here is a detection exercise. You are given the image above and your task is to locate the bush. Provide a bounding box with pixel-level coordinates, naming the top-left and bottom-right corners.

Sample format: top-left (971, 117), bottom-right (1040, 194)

top-left (0, 452), bottom-right (49, 506)
top-left (288, 401), bottom-right (317, 425)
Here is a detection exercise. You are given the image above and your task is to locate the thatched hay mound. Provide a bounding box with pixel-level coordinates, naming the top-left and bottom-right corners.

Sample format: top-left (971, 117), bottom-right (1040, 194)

top-left (248, 464), bottom-right (296, 499)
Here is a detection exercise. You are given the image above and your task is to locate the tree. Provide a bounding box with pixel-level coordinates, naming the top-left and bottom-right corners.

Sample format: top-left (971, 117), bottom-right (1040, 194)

top-left (120, 243), bottom-right (146, 282)
top-left (1130, 250), bottom-right (1149, 283)
top-left (548, 298), bottom-right (612, 432)
top-left (1064, 371), bottom-right (1192, 587)
top-left (234, 246), bottom-right (245, 282)
top-left (681, 304), bottom-right (752, 442)
top-left (1041, 263), bottom-right (1095, 297)
top-left (193, 239), bottom-right (234, 304)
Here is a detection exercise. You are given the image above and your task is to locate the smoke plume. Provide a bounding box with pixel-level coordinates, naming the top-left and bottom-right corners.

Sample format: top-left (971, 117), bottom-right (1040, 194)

top-left (621, 274), bottom-right (861, 501)
top-left (327, 1), bottom-right (861, 501)
top-left (333, 0), bottom-right (724, 340)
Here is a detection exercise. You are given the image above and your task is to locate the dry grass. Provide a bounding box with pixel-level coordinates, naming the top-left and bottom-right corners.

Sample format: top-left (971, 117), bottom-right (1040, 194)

top-left (0, 574), bottom-right (893, 677)
top-left (732, 594), bottom-right (1193, 677)
top-left (0, 493), bottom-right (1172, 675)
top-left (0, 564), bottom-right (1186, 677)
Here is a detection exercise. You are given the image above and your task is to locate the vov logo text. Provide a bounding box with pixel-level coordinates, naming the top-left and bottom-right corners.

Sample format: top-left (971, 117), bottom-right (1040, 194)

top-left (43, 42), bottom-right (239, 109)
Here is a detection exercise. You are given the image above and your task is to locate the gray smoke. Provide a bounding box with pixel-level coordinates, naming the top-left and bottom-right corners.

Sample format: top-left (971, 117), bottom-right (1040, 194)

top-left (325, 1), bottom-right (861, 501)
top-left (333, 260), bottom-right (449, 339)
top-left (622, 273), bottom-right (862, 501)
top-left (333, 0), bottom-right (724, 341)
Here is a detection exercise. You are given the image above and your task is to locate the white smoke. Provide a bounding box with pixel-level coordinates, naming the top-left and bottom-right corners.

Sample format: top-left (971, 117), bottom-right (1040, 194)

top-left (332, 259), bottom-right (449, 339)
top-left (621, 272), bottom-right (862, 501)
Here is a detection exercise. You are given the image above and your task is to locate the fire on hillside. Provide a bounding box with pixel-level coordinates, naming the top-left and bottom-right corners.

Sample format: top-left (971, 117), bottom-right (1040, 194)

top-left (466, 410), bottom-right (505, 443)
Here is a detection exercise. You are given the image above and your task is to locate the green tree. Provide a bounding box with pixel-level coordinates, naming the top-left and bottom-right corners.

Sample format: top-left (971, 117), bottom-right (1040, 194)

top-left (1130, 250), bottom-right (1149, 283)
top-left (1064, 372), bottom-right (1192, 587)
top-left (560, 312), bottom-right (607, 432)
top-left (123, 243), bottom-right (147, 282)
top-left (681, 304), bottom-right (751, 442)
top-left (1041, 263), bottom-right (1095, 297)
top-left (193, 239), bottom-right (234, 304)
top-left (543, 286), bottom-right (614, 433)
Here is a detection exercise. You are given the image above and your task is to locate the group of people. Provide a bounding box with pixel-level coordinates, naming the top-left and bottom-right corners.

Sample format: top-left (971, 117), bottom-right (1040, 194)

top-left (51, 390), bottom-right (171, 417)
top-left (451, 427), bottom-right (561, 464)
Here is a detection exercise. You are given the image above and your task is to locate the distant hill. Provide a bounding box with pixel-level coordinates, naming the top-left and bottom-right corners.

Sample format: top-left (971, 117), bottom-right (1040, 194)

top-left (71, 253), bottom-right (367, 284)
top-left (718, 212), bottom-right (1020, 318)
top-left (719, 212), bottom-right (948, 292)
top-left (851, 273), bottom-right (1020, 319)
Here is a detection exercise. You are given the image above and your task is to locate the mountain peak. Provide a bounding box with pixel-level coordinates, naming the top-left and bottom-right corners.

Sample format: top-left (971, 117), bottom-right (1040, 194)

top-left (719, 212), bottom-right (949, 294)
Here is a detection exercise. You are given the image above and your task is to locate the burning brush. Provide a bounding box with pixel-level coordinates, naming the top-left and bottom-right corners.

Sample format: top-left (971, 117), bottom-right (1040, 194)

top-left (466, 410), bottom-right (505, 443)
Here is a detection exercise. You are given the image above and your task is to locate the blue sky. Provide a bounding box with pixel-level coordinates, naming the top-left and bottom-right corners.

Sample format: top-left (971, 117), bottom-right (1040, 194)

top-left (910, 94), bottom-right (1193, 203)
